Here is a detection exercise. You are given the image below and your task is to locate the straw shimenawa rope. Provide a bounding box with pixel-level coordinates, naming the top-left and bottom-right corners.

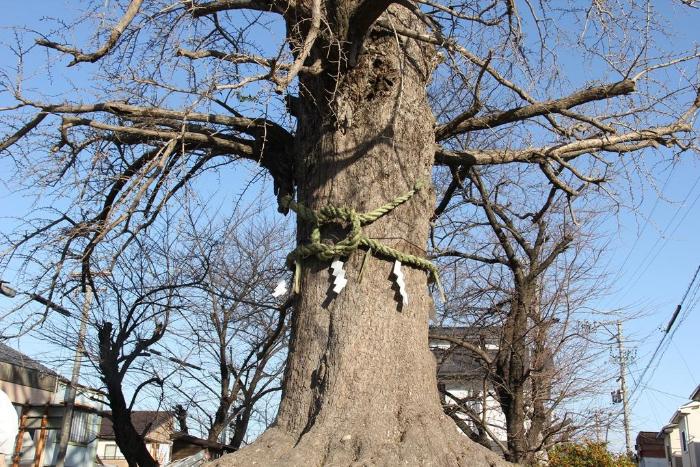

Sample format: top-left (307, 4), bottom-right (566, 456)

top-left (279, 181), bottom-right (445, 301)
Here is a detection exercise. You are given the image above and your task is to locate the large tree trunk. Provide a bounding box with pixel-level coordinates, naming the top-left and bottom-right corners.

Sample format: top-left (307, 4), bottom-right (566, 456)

top-left (212, 7), bottom-right (510, 466)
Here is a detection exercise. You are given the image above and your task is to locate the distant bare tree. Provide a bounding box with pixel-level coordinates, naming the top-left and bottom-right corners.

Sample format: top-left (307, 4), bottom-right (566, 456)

top-left (29, 206), bottom-right (292, 466)
top-left (31, 218), bottom-right (199, 467)
top-left (431, 166), bottom-right (618, 463)
top-left (166, 208), bottom-right (292, 448)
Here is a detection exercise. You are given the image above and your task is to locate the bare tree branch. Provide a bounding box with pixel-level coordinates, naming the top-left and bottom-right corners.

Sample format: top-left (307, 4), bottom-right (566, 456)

top-left (0, 111), bottom-right (47, 152)
top-left (36, 0), bottom-right (144, 66)
top-left (275, 0), bottom-right (322, 92)
top-left (435, 120), bottom-right (695, 167)
top-left (185, 0), bottom-right (286, 17)
top-left (436, 80), bottom-right (635, 140)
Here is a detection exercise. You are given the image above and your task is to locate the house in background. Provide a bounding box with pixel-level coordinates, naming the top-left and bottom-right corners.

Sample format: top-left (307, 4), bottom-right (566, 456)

top-left (693, 385), bottom-right (700, 404)
top-left (97, 412), bottom-right (237, 466)
top-left (429, 326), bottom-right (507, 453)
top-left (97, 411), bottom-right (174, 466)
top-left (659, 423), bottom-right (683, 467)
top-left (0, 343), bottom-right (104, 466)
top-left (670, 400), bottom-right (700, 467)
top-left (657, 384), bottom-right (700, 467)
top-left (635, 431), bottom-right (665, 467)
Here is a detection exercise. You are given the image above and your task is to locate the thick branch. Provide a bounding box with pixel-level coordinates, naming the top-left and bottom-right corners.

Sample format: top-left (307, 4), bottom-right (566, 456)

top-left (436, 80), bottom-right (636, 140)
top-left (528, 235), bottom-right (573, 280)
top-left (350, 1), bottom-right (395, 40)
top-left (435, 122), bottom-right (694, 167)
top-left (61, 117), bottom-right (255, 156)
top-left (185, 0), bottom-right (284, 17)
top-left (0, 112), bottom-right (47, 152)
top-left (30, 101), bottom-right (291, 141)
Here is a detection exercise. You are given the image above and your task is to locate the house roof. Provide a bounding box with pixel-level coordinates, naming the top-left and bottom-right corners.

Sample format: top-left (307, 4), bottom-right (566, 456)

top-left (659, 423), bottom-right (679, 438)
top-left (0, 343), bottom-right (106, 400)
top-left (690, 384), bottom-right (700, 402)
top-left (669, 401), bottom-right (700, 425)
top-left (0, 343), bottom-right (61, 378)
top-left (635, 431), bottom-right (665, 458)
top-left (638, 430), bottom-right (663, 439)
top-left (99, 411), bottom-right (173, 440)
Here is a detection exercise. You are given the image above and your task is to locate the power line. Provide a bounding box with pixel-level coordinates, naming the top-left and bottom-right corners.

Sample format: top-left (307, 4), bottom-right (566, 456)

top-left (607, 166), bottom-right (677, 287)
top-left (626, 187), bottom-right (700, 296)
top-left (671, 340), bottom-right (697, 382)
top-left (616, 177), bottom-right (700, 301)
top-left (643, 385), bottom-right (690, 400)
top-left (636, 279), bottom-right (700, 406)
top-left (628, 264), bottom-right (700, 407)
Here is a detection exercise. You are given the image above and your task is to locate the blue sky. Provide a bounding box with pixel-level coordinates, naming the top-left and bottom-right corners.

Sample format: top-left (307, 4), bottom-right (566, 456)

top-left (593, 157), bottom-right (700, 448)
top-left (1, 1), bottom-right (699, 453)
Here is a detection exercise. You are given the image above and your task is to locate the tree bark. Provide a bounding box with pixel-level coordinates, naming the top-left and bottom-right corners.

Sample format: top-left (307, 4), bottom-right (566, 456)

top-left (494, 285), bottom-right (531, 464)
top-left (211, 7), bottom-right (511, 467)
top-left (229, 408), bottom-right (251, 450)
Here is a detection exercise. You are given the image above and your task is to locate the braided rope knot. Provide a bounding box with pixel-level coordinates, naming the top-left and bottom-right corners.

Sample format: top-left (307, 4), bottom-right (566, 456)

top-left (289, 206), bottom-right (362, 264)
top-left (279, 181), bottom-right (444, 300)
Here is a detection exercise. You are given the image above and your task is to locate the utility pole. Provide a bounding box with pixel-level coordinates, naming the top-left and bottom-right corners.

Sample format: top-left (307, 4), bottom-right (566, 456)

top-left (55, 285), bottom-right (93, 467)
top-left (616, 320), bottom-right (632, 457)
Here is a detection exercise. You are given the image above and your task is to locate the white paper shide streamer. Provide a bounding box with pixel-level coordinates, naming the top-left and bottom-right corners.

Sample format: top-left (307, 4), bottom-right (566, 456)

top-left (392, 260), bottom-right (409, 305)
top-left (330, 259), bottom-right (348, 294)
top-left (271, 279), bottom-right (288, 298)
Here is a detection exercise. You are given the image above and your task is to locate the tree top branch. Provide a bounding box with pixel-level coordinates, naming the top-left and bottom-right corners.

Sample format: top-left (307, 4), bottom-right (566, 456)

top-left (36, 0), bottom-right (144, 66)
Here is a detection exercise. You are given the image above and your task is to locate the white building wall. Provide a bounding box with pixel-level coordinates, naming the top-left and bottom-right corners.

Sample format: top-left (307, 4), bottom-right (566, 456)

top-left (664, 424), bottom-right (687, 467)
top-left (97, 439), bottom-right (125, 466)
top-left (639, 456), bottom-right (668, 467)
top-left (679, 404), bottom-right (700, 467)
top-left (444, 381), bottom-right (507, 448)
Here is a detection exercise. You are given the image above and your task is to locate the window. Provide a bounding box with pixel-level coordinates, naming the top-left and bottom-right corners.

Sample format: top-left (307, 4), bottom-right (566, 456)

top-left (104, 444), bottom-right (117, 459)
top-left (103, 443), bottom-right (124, 459)
top-left (69, 411), bottom-right (90, 445)
top-left (681, 431), bottom-right (687, 452)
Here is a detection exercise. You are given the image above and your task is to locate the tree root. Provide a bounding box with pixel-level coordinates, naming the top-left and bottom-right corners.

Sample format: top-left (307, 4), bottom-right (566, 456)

top-left (208, 412), bottom-right (514, 467)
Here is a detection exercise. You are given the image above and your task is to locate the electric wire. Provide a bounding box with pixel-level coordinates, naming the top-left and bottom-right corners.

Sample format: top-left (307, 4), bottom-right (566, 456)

top-left (616, 177), bottom-right (700, 301)
top-left (624, 187), bottom-right (700, 297)
top-left (672, 332), bottom-right (698, 383)
top-left (631, 276), bottom-right (700, 406)
top-left (607, 166), bottom-right (676, 287)
top-left (628, 264), bottom-right (700, 407)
